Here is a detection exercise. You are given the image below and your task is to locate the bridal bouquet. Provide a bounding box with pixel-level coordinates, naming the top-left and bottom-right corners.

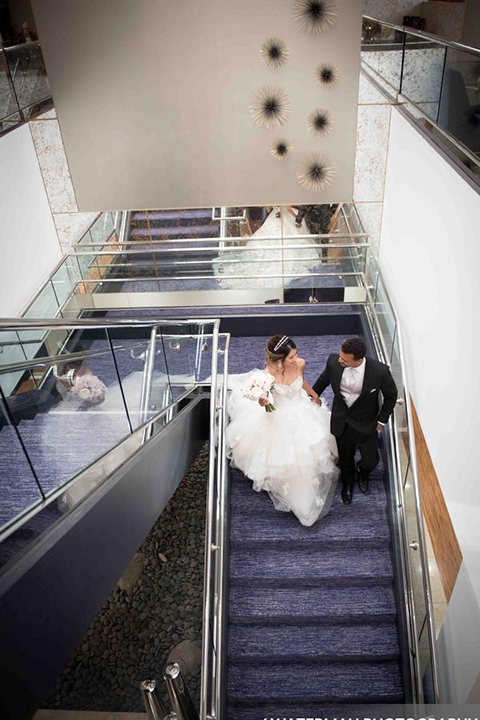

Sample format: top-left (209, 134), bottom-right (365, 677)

top-left (71, 374), bottom-right (107, 404)
top-left (242, 374), bottom-right (275, 413)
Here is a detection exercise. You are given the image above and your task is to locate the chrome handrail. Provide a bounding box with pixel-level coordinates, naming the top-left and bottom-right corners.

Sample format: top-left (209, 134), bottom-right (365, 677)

top-left (0, 40), bottom-right (42, 54)
top-left (0, 318), bottom-right (220, 330)
top-left (364, 252), bottom-right (439, 701)
top-left (363, 14), bottom-right (480, 56)
top-left (74, 234), bottom-right (368, 249)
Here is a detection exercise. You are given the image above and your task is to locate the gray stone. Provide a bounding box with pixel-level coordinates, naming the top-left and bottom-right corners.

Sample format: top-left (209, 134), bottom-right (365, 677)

top-left (117, 552), bottom-right (148, 593)
top-left (166, 640), bottom-right (202, 676)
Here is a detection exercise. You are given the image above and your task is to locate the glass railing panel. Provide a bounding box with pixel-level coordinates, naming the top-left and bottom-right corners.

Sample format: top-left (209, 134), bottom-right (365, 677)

top-left (0, 328), bottom-right (132, 499)
top-left (373, 275), bottom-right (396, 360)
top-left (88, 212), bottom-right (116, 248)
top-left (0, 392), bottom-right (43, 533)
top-left (437, 47), bottom-right (480, 154)
top-left (365, 250), bottom-right (379, 301)
top-left (51, 261), bottom-right (78, 309)
top-left (106, 325), bottom-right (171, 428)
top-left (402, 38), bottom-right (447, 121)
top-left (361, 21), bottom-right (404, 93)
top-left (4, 43), bottom-right (50, 115)
top-left (161, 325), bottom-right (203, 400)
top-left (19, 283), bottom-right (61, 361)
top-left (0, 51), bottom-right (18, 122)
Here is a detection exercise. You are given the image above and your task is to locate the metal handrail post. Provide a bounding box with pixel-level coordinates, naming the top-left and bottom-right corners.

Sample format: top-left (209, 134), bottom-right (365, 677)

top-left (201, 319), bottom-right (220, 720)
top-left (140, 679), bottom-right (172, 720)
top-left (164, 663), bottom-right (199, 720)
top-left (139, 326), bottom-right (158, 426)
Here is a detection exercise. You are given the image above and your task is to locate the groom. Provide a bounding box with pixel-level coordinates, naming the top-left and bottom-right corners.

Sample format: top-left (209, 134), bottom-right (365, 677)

top-left (313, 337), bottom-right (398, 505)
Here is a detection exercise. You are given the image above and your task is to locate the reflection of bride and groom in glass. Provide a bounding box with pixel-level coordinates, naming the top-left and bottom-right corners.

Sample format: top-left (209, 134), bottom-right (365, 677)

top-left (214, 204), bottom-right (340, 289)
top-left (226, 335), bottom-right (398, 527)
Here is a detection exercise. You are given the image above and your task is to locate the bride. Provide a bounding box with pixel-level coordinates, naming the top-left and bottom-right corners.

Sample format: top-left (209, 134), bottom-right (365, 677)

top-left (226, 334), bottom-right (339, 526)
top-left (213, 206), bottom-right (320, 289)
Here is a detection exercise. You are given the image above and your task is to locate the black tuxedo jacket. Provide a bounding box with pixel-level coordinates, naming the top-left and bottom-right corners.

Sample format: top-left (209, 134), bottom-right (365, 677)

top-left (313, 354), bottom-right (398, 438)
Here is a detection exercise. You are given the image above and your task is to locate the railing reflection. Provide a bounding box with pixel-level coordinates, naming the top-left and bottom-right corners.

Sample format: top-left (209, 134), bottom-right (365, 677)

top-left (361, 15), bottom-right (480, 174)
top-left (0, 41), bottom-right (52, 134)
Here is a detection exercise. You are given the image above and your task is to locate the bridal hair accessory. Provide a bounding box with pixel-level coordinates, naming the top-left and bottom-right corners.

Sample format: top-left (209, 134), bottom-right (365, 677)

top-left (273, 335), bottom-right (289, 352)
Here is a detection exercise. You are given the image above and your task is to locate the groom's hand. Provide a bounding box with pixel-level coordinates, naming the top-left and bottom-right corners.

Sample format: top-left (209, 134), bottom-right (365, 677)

top-left (377, 422), bottom-right (383, 432)
top-left (312, 396), bottom-right (322, 406)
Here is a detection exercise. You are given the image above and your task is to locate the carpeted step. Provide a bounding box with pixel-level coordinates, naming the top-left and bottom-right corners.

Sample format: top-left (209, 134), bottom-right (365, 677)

top-left (230, 501), bottom-right (390, 548)
top-left (228, 622), bottom-right (400, 662)
top-left (228, 584), bottom-right (397, 624)
top-left (230, 475), bottom-right (387, 517)
top-left (229, 546), bottom-right (394, 587)
top-left (227, 702), bottom-right (389, 720)
top-left (131, 209), bottom-right (214, 224)
top-left (227, 660), bottom-right (404, 703)
top-left (131, 226), bottom-right (215, 239)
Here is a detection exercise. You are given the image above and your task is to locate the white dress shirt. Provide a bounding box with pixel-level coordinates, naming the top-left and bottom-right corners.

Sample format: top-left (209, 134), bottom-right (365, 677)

top-left (340, 358), bottom-right (366, 408)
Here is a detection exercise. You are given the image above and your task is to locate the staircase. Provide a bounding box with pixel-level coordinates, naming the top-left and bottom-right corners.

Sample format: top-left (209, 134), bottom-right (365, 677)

top-left (226, 360), bottom-right (405, 716)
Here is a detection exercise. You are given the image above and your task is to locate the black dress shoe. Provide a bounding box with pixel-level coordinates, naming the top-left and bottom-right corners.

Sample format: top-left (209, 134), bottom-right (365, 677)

top-left (341, 484), bottom-right (353, 504)
top-left (357, 462), bottom-right (369, 494)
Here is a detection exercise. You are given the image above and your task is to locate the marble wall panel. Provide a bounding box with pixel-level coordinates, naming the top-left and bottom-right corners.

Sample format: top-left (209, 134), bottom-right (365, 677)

top-left (363, 0), bottom-right (422, 25)
top-left (421, 2), bottom-right (465, 42)
top-left (355, 201), bottom-right (383, 256)
top-left (358, 72), bottom-right (390, 104)
top-left (354, 103), bottom-right (392, 202)
top-left (402, 46), bottom-right (445, 104)
top-left (53, 212), bottom-right (100, 253)
top-left (29, 117), bottom-right (77, 213)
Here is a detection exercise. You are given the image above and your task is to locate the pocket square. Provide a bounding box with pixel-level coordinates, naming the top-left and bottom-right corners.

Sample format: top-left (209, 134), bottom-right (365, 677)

top-left (369, 388), bottom-right (377, 393)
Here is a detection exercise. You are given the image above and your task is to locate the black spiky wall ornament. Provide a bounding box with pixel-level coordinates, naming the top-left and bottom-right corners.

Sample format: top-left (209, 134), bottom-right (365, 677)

top-left (297, 154), bottom-right (336, 191)
top-left (260, 37), bottom-right (289, 69)
top-left (315, 63), bottom-right (339, 88)
top-left (249, 86), bottom-right (291, 129)
top-left (270, 139), bottom-right (293, 160)
top-left (293, 0), bottom-right (338, 36)
top-left (307, 108), bottom-right (334, 136)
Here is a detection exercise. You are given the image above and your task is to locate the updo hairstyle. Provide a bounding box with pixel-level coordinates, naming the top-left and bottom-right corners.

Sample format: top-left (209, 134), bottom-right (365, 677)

top-left (265, 334), bottom-right (297, 366)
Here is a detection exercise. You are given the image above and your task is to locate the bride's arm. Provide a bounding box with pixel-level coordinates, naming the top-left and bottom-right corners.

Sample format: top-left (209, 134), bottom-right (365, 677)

top-left (303, 378), bottom-right (321, 405)
top-left (298, 358), bottom-right (321, 405)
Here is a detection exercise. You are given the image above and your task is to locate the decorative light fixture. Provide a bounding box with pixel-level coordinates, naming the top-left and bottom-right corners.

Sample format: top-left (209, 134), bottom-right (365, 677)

top-left (315, 62), bottom-right (339, 88)
top-left (293, 0), bottom-right (338, 36)
top-left (249, 86), bottom-right (291, 129)
top-left (307, 108), bottom-right (334, 136)
top-left (260, 37), bottom-right (289, 69)
top-left (270, 139), bottom-right (293, 161)
top-left (297, 154), bottom-right (336, 191)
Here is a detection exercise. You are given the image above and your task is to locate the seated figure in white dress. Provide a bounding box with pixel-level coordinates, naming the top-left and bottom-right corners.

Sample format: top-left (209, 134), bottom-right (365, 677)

top-left (226, 335), bottom-right (339, 526)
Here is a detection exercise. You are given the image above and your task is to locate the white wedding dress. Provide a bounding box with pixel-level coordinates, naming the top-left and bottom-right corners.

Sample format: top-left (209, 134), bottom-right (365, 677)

top-left (214, 207), bottom-right (320, 289)
top-left (226, 370), bottom-right (339, 526)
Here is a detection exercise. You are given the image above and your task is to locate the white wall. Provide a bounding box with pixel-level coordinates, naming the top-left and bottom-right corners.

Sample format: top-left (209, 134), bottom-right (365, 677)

top-left (32, 0), bottom-right (362, 210)
top-left (379, 107), bottom-right (480, 702)
top-left (0, 123), bottom-right (61, 317)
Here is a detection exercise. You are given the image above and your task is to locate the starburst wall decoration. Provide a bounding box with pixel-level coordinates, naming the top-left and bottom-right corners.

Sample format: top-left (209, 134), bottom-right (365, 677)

top-left (260, 37), bottom-right (289, 69)
top-left (270, 139), bottom-right (293, 161)
top-left (315, 62), bottom-right (339, 88)
top-left (249, 86), bottom-right (291, 129)
top-left (462, 105), bottom-right (480, 134)
top-left (297, 154), bottom-right (336, 191)
top-left (293, 0), bottom-right (338, 36)
top-left (307, 108), bottom-right (334, 136)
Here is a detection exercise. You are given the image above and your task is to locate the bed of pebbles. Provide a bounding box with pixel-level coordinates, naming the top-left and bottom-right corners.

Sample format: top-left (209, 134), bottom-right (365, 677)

top-left (45, 443), bottom-right (209, 713)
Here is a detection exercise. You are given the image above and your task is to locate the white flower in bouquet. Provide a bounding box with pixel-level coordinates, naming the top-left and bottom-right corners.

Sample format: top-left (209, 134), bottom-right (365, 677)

top-left (242, 374), bottom-right (276, 412)
top-left (71, 374), bottom-right (107, 404)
